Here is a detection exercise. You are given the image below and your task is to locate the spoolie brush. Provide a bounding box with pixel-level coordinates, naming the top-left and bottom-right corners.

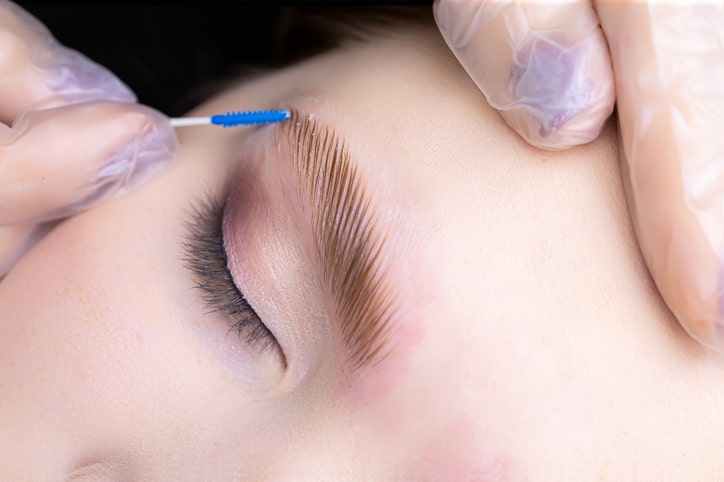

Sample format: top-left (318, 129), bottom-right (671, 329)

top-left (170, 109), bottom-right (290, 128)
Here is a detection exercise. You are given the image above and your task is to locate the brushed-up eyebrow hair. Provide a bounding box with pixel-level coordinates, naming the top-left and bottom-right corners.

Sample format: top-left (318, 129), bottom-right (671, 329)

top-left (276, 109), bottom-right (397, 370)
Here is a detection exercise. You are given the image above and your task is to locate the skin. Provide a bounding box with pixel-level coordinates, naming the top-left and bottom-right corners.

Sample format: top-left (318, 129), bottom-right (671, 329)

top-left (435, 0), bottom-right (724, 355)
top-left (3, 20), bottom-right (724, 481)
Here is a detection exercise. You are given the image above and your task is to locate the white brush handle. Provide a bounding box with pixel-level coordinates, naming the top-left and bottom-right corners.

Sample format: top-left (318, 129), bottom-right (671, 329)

top-left (170, 117), bottom-right (212, 127)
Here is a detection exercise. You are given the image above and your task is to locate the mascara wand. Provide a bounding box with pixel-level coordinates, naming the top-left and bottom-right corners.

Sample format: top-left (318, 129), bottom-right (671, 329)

top-left (170, 109), bottom-right (290, 128)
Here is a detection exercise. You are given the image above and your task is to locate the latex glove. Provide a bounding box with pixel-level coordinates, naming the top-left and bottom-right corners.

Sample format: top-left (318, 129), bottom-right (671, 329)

top-left (435, 0), bottom-right (724, 352)
top-left (433, 0), bottom-right (615, 151)
top-left (596, 1), bottom-right (724, 351)
top-left (0, 0), bottom-right (177, 276)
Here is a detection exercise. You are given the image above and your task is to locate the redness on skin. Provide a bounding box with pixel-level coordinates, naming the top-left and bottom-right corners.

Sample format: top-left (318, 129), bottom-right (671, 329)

top-left (386, 404), bottom-right (515, 480)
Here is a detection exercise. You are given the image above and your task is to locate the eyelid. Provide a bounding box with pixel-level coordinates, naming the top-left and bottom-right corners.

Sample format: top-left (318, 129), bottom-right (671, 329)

top-left (219, 211), bottom-right (282, 352)
top-left (182, 192), bottom-right (285, 364)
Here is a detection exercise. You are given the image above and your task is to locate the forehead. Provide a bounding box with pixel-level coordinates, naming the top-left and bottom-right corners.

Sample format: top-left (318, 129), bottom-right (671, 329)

top-left (205, 29), bottom-right (621, 371)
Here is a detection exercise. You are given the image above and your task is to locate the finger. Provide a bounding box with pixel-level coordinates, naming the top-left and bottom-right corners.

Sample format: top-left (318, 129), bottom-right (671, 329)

top-left (433, 0), bottom-right (615, 150)
top-left (0, 0), bottom-right (135, 123)
top-left (0, 101), bottom-right (177, 225)
top-left (594, 1), bottom-right (724, 351)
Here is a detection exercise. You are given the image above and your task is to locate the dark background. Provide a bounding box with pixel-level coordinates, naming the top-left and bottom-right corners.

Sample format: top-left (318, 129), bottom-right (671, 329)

top-left (18, 2), bottom-right (430, 115)
top-left (18, 2), bottom-right (314, 116)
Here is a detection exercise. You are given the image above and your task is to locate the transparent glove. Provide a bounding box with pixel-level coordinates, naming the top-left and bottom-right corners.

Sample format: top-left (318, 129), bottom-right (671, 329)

top-left (596, 1), bottom-right (724, 352)
top-left (435, 0), bottom-right (724, 352)
top-left (0, 0), bottom-right (178, 277)
top-left (433, 0), bottom-right (615, 151)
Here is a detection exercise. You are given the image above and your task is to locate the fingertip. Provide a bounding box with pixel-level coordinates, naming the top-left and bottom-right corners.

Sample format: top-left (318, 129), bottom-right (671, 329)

top-left (635, 196), bottom-right (724, 355)
top-left (434, 1), bottom-right (615, 151)
top-left (99, 104), bottom-right (179, 194)
top-left (665, 260), bottom-right (724, 354)
top-left (499, 28), bottom-right (615, 151)
top-left (0, 102), bottom-right (178, 225)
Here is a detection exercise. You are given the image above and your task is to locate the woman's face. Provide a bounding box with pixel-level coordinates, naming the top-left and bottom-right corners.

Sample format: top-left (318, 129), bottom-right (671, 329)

top-left (3, 23), bottom-right (724, 480)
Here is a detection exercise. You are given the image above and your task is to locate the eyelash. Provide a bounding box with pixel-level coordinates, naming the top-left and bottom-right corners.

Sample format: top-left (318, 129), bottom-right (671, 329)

top-left (182, 194), bottom-right (279, 353)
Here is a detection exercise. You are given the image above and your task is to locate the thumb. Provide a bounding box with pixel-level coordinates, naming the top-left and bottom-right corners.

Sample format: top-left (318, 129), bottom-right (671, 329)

top-left (0, 101), bottom-right (177, 225)
top-left (433, 0), bottom-right (615, 150)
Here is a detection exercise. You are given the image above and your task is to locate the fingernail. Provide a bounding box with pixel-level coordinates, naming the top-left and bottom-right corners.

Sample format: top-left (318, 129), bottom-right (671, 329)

top-left (42, 44), bottom-right (136, 104)
top-left (98, 109), bottom-right (178, 191)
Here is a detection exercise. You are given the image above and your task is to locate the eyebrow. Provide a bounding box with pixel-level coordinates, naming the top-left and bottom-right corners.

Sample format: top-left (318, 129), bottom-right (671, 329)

top-left (275, 109), bottom-right (398, 371)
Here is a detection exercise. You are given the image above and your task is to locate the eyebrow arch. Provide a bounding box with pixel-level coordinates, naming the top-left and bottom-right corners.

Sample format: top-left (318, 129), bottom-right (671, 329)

top-left (276, 109), bottom-right (397, 371)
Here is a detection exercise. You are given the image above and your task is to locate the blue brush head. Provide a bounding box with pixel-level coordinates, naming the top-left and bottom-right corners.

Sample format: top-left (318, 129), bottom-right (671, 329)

top-left (210, 110), bottom-right (290, 127)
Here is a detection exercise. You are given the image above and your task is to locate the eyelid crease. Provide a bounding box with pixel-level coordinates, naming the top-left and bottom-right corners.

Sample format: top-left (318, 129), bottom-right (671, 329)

top-left (181, 193), bottom-right (286, 367)
top-left (278, 109), bottom-right (397, 371)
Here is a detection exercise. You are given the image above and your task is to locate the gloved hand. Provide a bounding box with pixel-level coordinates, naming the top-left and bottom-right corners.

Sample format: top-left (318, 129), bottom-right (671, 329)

top-left (434, 0), bottom-right (724, 352)
top-left (0, 0), bottom-right (177, 277)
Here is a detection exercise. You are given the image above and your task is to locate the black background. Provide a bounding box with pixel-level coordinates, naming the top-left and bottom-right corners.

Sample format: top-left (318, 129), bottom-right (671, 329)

top-left (18, 2), bottom-right (305, 116)
top-left (18, 2), bottom-right (430, 115)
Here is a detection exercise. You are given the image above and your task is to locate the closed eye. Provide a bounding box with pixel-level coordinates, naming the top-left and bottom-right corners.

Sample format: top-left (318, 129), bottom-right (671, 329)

top-left (182, 192), bottom-right (285, 362)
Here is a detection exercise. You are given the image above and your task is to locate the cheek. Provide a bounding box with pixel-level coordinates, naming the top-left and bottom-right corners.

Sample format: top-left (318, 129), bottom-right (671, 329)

top-left (408, 421), bottom-right (515, 481)
top-left (0, 173), bottom-right (276, 474)
top-left (0, 197), bottom-right (192, 445)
